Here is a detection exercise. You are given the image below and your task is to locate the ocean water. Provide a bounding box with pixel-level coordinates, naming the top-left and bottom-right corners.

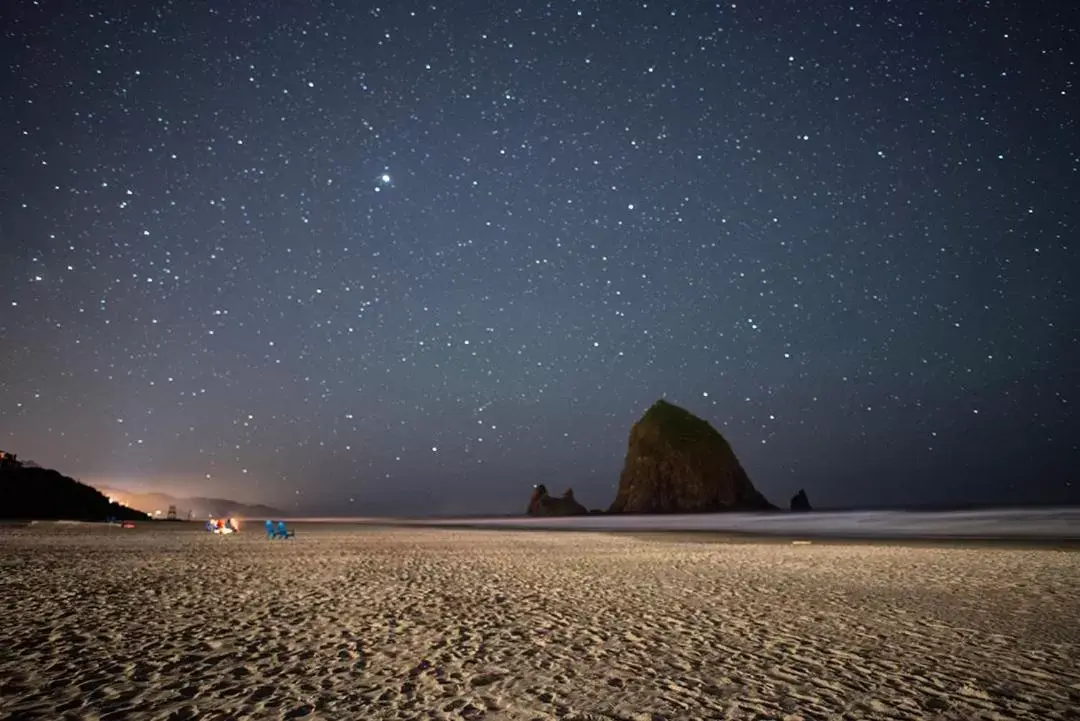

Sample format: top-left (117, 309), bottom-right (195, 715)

top-left (289, 507), bottom-right (1080, 540)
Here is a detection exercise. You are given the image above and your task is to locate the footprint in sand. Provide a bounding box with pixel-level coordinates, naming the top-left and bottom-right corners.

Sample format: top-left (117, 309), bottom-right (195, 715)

top-left (283, 703), bottom-right (314, 718)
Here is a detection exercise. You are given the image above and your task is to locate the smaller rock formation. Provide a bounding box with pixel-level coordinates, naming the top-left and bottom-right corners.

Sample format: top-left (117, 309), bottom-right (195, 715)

top-left (527, 484), bottom-right (588, 516)
top-left (790, 489), bottom-right (812, 512)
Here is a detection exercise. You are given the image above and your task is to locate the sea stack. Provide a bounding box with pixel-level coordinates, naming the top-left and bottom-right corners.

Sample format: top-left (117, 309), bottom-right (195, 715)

top-left (526, 484), bottom-right (588, 516)
top-left (609, 399), bottom-right (774, 513)
top-left (790, 489), bottom-right (812, 512)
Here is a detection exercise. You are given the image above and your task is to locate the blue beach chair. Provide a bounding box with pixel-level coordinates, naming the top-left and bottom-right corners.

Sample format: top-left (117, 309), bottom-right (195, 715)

top-left (265, 520), bottom-right (275, 539)
top-left (276, 521), bottom-right (295, 539)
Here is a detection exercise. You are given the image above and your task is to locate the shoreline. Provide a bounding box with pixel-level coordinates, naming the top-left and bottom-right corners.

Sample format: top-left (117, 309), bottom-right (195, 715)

top-left (373, 522), bottom-right (1080, 550)
top-left (7, 516), bottom-right (1080, 550)
top-left (616, 529), bottom-right (1080, 551)
top-left (317, 519), bottom-right (1080, 550)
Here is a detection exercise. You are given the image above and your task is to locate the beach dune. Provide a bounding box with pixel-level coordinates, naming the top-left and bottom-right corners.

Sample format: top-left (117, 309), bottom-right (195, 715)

top-left (1, 524), bottom-right (1077, 720)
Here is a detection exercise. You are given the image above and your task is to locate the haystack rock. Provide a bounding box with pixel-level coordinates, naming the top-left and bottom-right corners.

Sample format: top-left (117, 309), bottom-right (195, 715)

top-left (527, 484), bottom-right (588, 516)
top-left (609, 399), bottom-right (775, 514)
top-left (790, 488), bottom-right (812, 512)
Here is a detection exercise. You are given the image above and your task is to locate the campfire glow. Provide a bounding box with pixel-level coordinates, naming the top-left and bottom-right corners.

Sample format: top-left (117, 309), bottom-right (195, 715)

top-left (207, 517), bottom-right (240, 534)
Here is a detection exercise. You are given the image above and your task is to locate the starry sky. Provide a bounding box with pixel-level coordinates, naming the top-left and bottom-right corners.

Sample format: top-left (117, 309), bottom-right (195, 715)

top-left (1, 1), bottom-right (1077, 515)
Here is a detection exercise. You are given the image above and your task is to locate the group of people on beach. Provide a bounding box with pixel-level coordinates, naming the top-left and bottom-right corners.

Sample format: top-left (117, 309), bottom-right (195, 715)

top-left (205, 517), bottom-right (238, 534)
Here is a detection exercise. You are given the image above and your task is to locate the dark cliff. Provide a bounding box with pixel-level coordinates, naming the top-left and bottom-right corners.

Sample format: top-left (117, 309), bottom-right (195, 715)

top-left (0, 465), bottom-right (149, 521)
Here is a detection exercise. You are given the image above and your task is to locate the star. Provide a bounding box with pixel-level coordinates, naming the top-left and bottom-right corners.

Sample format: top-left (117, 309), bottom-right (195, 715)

top-left (0, 0), bottom-right (1072, 515)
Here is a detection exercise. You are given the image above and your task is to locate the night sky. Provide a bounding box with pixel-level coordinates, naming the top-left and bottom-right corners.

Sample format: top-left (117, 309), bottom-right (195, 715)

top-left (2, 1), bottom-right (1077, 515)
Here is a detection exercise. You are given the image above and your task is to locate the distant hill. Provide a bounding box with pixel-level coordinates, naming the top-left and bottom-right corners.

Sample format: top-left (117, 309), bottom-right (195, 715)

top-left (0, 465), bottom-right (149, 521)
top-left (96, 487), bottom-right (284, 520)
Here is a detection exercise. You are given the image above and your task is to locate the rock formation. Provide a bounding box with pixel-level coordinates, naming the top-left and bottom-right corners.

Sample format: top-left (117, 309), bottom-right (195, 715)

top-left (0, 463), bottom-right (149, 522)
top-left (609, 399), bottom-right (775, 513)
top-left (527, 484), bottom-right (588, 516)
top-left (790, 488), bottom-right (812, 512)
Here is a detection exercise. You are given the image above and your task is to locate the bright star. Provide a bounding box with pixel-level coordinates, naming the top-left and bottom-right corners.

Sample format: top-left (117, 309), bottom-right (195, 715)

top-left (380, 173), bottom-right (391, 184)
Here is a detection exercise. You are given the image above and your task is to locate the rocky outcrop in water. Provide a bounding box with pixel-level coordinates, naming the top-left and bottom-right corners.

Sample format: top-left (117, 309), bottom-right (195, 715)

top-left (790, 489), bottom-right (812, 512)
top-left (609, 399), bottom-right (775, 514)
top-left (527, 484), bottom-right (588, 516)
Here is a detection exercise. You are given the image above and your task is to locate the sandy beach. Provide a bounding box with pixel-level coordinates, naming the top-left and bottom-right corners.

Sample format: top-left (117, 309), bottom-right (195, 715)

top-left (1, 524), bottom-right (1078, 720)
